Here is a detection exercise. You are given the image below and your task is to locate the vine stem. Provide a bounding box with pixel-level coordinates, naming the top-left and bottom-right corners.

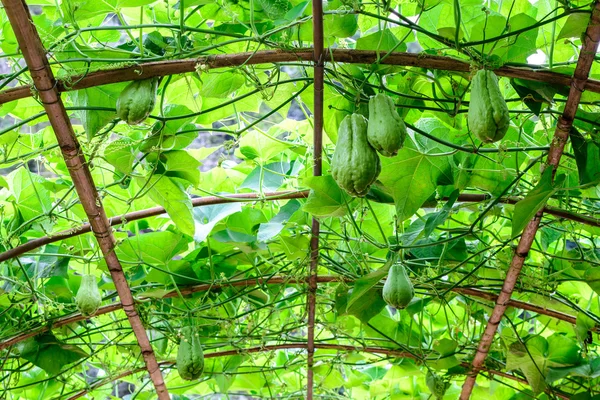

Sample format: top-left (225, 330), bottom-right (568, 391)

top-left (307, 0), bottom-right (324, 397)
top-left (5, 49), bottom-right (600, 105)
top-left (459, 2), bottom-right (600, 398)
top-left (0, 0), bottom-right (169, 398)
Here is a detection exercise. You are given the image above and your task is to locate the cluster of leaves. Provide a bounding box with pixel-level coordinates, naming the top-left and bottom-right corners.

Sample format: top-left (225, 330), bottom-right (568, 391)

top-left (0, 0), bottom-right (600, 399)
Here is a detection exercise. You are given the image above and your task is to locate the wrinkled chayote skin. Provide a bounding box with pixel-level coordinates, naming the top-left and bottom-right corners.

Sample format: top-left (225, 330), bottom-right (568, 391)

top-left (467, 69), bottom-right (510, 143)
top-left (116, 78), bottom-right (158, 125)
top-left (382, 263), bottom-right (414, 310)
top-left (75, 274), bottom-right (102, 316)
top-left (331, 113), bottom-right (381, 197)
top-left (367, 93), bottom-right (407, 157)
top-left (177, 326), bottom-right (204, 381)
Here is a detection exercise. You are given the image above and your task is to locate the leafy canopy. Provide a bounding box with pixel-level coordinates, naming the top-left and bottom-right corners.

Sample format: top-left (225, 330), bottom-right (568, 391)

top-left (0, 0), bottom-right (600, 399)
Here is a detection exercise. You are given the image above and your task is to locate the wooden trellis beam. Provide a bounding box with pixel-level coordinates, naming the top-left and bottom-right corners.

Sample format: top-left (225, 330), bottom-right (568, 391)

top-left (3, 49), bottom-right (600, 106)
top-left (460, 2), bottom-right (600, 398)
top-left (1, 191), bottom-right (598, 264)
top-left (0, 276), bottom-right (590, 354)
top-left (65, 343), bottom-right (571, 400)
top-left (307, 0), bottom-right (324, 398)
top-left (0, 0), bottom-right (169, 397)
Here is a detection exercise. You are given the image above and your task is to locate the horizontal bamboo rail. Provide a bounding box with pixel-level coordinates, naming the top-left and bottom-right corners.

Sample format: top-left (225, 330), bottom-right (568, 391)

top-left (2, 49), bottom-right (600, 106)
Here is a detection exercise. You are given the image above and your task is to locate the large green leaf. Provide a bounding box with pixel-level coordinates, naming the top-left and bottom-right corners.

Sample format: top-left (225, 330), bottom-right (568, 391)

top-left (506, 334), bottom-right (580, 395)
top-left (116, 230), bottom-right (190, 267)
top-left (18, 333), bottom-right (88, 375)
top-left (193, 203), bottom-right (242, 243)
top-left (70, 84), bottom-right (124, 141)
top-left (8, 168), bottom-right (52, 223)
top-left (138, 175), bottom-right (195, 236)
top-left (512, 168), bottom-right (564, 237)
top-left (570, 127), bottom-right (600, 186)
top-left (346, 254), bottom-right (395, 312)
top-left (303, 175), bottom-right (351, 218)
top-left (378, 128), bottom-right (452, 221)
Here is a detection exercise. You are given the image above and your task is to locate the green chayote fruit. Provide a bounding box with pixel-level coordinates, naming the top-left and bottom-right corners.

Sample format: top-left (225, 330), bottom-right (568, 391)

top-left (426, 370), bottom-right (450, 399)
top-left (177, 326), bottom-right (204, 381)
top-left (331, 113), bottom-right (381, 197)
top-left (116, 78), bottom-right (158, 125)
top-left (382, 263), bottom-right (414, 310)
top-left (75, 274), bottom-right (102, 316)
top-left (467, 69), bottom-right (510, 143)
top-left (367, 93), bottom-right (407, 157)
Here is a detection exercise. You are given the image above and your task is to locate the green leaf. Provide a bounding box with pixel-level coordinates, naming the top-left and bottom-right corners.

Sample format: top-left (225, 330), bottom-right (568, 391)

top-left (506, 334), bottom-right (580, 395)
top-left (570, 127), bottom-right (600, 186)
top-left (240, 161), bottom-right (299, 192)
top-left (61, 0), bottom-right (117, 23)
top-left (284, 1), bottom-right (308, 21)
top-left (199, 71), bottom-right (245, 98)
top-left (257, 199), bottom-right (301, 242)
top-left (146, 259), bottom-right (199, 285)
top-left (584, 267), bottom-right (600, 295)
top-left (356, 29), bottom-right (405, 54)
top-left (434, 338), bottom-right (458, 356)
top-left (255, 0), bottom-right (291, 20)
top-left (503, 13), bottom-right (539, 63)
top-left (104, 138), bottom-right (136, 174)
top-left (193, 203), bottom-right (242, 243)
top-left (9, 168), bottom-right (52, 223)
top-left (512, 168), bottom-right (562, 237)
top-left (35, 245), bottom-right (70, 278)
top-left (321, 86), bottom-right (353, 143)
top-left (162, 150), bottom-right (201, 186)
top-left (237, 130), bottom-right (292, 162)
top-left (423, 189), bottom-right (459, 238)
top-left (18, 333), bottom-right (88, 375)
top-left (576, 312), bottom-right (597, 345)
top-left (117, 0), bottom-right (157, 7)
top-left (345, 287), bottom-right (387, 323)
top-left (546, 358), bottom-right (600, 383)
top-left (379, 132), bottom-right (452, 221)
top-left (44, 276), bottom-right (74, 303)
top-left (138, 175), bottom-right (195, 236)
top-left (510, 78), bottom-right (563, 115)
top-left (141, 105), bottom-right (197, 152)
top-left (303, 175), bottom-right (351, 217)
top-left (298, 0), bottom-right (358, 43)
top-left (117, 231), bottom-right (190, 267)
top-left (557, 12), bottom-right (591, 40)
top-left (70, 84), bottom-right (124, 141)
top-left (278, 235), bottom-right (310, 261)
top-left (346, 253), bottom-right (396, 312)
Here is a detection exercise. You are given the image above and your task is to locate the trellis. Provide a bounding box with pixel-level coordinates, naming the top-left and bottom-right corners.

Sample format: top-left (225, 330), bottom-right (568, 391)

top-left (1, 0), bottom-right (600, 399)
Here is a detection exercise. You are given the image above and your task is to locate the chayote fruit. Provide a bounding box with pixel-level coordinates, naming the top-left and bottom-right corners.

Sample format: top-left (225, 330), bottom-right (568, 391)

top-left (382, 263), bottom-right (414, 310)
top-left (331, 113), bottom-right (381, 197)
top-left (426, 370), bottom-right (450, 399)
top-left (75, 274), bottom-right (102, 316)
top-left (177, 326), bottom-right (204, 381)
top-left (116, 78), bottom-right (158, 125)
top-left (467, 69), bottom-right (510, 143)
top-left (367, 93), bottom-right (407, 157)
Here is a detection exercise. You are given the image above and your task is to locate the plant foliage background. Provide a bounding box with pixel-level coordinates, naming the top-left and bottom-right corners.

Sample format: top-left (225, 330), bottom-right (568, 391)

top-left (0, 0), bottom-right (600, 398)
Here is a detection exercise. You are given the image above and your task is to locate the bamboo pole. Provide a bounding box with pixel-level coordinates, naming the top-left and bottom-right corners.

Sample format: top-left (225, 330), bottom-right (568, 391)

top-left (1, 0), bottom-right (169, 397)
top-left (460, 2), bottom-right (600, 398)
